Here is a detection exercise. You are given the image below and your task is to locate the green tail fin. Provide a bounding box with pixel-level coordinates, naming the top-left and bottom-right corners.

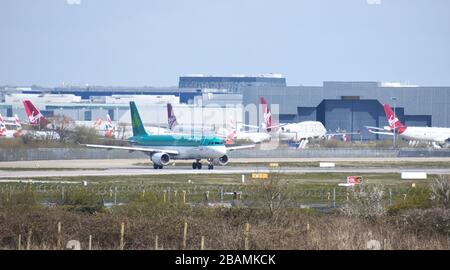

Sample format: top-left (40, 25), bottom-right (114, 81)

top-left (130, 101), bottom-right (148, 137)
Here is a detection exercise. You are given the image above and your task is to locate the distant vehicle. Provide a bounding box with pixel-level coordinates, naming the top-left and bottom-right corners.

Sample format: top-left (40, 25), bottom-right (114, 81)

top-left (366, 104), bottom-right (450, 148)
top-left (84, 102), bottom-right (255, 170)
top-left (338, 176), bottom-right (363, 187)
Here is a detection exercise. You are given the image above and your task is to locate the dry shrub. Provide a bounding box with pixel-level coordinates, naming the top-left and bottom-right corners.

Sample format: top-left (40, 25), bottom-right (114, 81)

top-left (430, 175), bottom-right (450, 208)
top-left (393, 208), bottom-right (450, 236)
top-left (0, 195), bottom-right (449, 250)
top-left (341, 184), bottom-right (386, 221)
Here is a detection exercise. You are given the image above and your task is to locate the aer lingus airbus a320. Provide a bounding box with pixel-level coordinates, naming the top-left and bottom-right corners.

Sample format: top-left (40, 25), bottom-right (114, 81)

top-left (85, 102), bottom-right (255, 169)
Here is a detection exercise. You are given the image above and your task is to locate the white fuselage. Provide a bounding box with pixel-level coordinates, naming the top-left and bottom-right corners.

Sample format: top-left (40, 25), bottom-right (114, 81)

top-left (400, 126), bottom-right (450, 144)
top-left (0, 130), bottom-right (21, 138)
top-left (215, 127), bottom-right (271, 144)
top-left (27, 130), bottom-right (61, 140)
top-left (135, 145), bottom-right (227, 160)
top-left (235, 132), bottom-right (271, 144)
top-left (277, 121), bottom-right (327, 141)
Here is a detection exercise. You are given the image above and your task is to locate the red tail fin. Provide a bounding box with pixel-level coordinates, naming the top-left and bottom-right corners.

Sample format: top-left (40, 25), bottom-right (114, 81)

top-left (23, 100), bottom-right (47, 128)
top-left (383, 104), bottom-right (406, 133)
top-left (260, 97), bottom-right (273, 132)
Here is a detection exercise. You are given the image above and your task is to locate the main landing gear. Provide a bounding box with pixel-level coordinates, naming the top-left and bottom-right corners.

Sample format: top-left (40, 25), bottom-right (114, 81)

top-left (153, 164), bottom-right (163, 169)
top-left (192, 159), bottom-right (214, 170)
top-left (192, 160), bottom-right (202, 170)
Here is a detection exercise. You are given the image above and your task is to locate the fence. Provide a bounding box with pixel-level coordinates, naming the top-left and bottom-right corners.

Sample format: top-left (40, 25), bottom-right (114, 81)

top-left (0, 181), bottom-right (434, 250)
top-left (0, 182), bottom-right (409, 210)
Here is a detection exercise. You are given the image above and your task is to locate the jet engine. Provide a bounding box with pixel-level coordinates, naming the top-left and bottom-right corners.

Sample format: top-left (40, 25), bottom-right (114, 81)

top-left (214, 154), bottom-right (229, 166)
top-left (151, 153), bottom-right (170, 166)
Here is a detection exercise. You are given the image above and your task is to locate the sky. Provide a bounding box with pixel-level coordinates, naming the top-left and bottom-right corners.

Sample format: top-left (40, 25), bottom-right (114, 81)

top-left (0, 0), bottom-right (449, 87)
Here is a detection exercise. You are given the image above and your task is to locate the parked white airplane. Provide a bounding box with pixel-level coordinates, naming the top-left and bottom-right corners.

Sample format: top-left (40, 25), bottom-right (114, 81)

top-left (0, 113), bottom-right (60, 140)
top-left (0, 114), bottom-right (23, 138)
top-left (251, 97), bottom-right (355, 148)
top-left (228, 119), bottom-right (272, 143)
top-left (366, 104), bottom-right (450, 148)
top-left (92, 114), bottom-right (118, 138)
top-left (165, 104), bottom-right (270, 144)
top-left (166, 103), bottom-right (234, 144)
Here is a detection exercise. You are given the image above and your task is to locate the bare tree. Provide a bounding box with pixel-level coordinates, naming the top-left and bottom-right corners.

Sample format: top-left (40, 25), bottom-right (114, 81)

top-left (256, 168), bottom-right (293, 223)
top-left (430, 175), bottom-right (450, 208)
top-left (52, 115), bottom-right (75, 142)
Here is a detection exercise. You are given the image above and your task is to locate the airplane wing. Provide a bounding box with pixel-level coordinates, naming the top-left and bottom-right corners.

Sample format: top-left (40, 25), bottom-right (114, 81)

top-left (365, 126), bottom-right (394, 136)
top-left (365, 126), bottom-right (386, 131)
top-left (326, 132), bottom-right (360, 136)
top-left (84, 144), bottom-right (179, 155)
top-left (241, 123), bottom-right (286, 130)
top-left (226, 144), bottom-right (256, 151)
top-left (241, 124), bottom-right (260, 129)
top-left (434, 136), bottom-right (450, 144)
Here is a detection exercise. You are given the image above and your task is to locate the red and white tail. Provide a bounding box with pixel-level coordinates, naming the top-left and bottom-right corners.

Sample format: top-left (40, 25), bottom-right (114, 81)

top-left (14, 114), bottom-right (21, 128)
top-left (167, 103), bottom-right (178, 130)
top-left (22, 100), bottom-right (47, 128)
top-left (0, 114), bottom-right (6, 135)
top-left (342, 133), bottom-right (349, 142)
top-left (95, 117), bottom-right (103, 126)
top-left (225, 129), bottom-right (236, 145)
top-left (260, 97), bottom-right (273, 132)
top-left (383, 104), bottom-right (406, 134)
top-left (104, 114), bottom-right (115, 137)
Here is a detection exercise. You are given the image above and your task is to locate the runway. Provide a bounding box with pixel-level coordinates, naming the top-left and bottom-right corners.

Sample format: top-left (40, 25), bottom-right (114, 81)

top-left (1, 158), bottom-right (450, 178)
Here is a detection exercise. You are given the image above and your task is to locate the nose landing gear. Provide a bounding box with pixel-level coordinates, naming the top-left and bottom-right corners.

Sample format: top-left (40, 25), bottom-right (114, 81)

top-left (207, 158), bottom-right (214, 170)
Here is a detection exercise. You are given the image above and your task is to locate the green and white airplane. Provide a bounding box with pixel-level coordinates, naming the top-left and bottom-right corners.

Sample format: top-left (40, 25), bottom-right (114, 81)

top-left (85, 102), bottom-right (255, 169)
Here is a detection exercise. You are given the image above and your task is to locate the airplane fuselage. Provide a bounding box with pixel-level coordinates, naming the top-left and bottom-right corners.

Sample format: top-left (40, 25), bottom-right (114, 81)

top-left (235, 132), bottom-right (271, 144)
top-left (277, 121), bottom-right (327, 141)
top-left (129, 134), bottom-right (227, 160)
top-left (400, 126), bottom-right (450, 144)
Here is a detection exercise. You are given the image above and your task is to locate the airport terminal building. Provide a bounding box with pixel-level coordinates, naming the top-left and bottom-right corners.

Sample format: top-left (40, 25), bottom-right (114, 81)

top-left (1, 77), bottom-right (450, 141)
top-left (242, 81), bottom-right (450, 140)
